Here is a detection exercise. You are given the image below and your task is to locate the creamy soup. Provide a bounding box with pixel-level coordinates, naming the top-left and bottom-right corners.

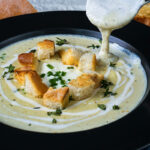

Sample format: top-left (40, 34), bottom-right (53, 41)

top-left (0, 35), bottom-right (147, 133)
top-left (86, 0), bottom-right (145, 64)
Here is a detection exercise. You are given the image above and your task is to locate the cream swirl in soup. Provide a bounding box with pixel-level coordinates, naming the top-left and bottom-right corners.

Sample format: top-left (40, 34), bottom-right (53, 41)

top-left (0, 35), bottom-right (147, 133)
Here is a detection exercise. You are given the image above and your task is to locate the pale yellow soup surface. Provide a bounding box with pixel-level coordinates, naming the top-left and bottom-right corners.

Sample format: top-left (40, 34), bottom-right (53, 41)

top-left (0, 35), bottom-right (147, 133)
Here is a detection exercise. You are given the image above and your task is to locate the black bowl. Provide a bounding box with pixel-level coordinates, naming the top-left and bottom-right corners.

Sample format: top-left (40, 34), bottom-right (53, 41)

top-left (0, 11), bottom-right (150, 150)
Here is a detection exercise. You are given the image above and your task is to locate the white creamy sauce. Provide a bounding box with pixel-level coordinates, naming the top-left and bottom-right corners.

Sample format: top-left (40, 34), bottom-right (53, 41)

top-left (86, 0), bottom-right (145, 63)
top-left (0, 35), bottom-right (147, 133)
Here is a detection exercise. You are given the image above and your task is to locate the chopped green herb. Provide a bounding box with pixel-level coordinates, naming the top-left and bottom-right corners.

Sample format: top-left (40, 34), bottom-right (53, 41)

top-left (40, 73), bottom-right (45, 78)
top-left (60, 79), bottom-right (66, 85)
top-left (52, 118), bottom-right (57, 124)
top-left (33, 107), bottom-right (41, 109)
top-left (7, 77), bottom-right (14, 80)
top-left (2, 64), bottom-right (15, 78)
top-left (29, 49), bottom-right (36, 53)
top-left (17, 88), bottom-right (20, 91)
top-left (47, 108), bottom-right (62, 116)
top-left (97, 104), bottom-right (106, 110)
top-left (0, 53), bottom-right (6, 60)
top-left (56, 37), bottom-right (69, 46)
top-left (2, 72), bottom-right (8, 78)
top-left (28, 123), bottom-right (32, 126)
top-left (104, 88), bottom-right (117, 97)
top-left (47, 71), bottom-right (53, 76)
top-left (101, 80), bottom-right (113, 89)
top-left (67, 66), bottom-right (74, 69)
top-left (110, 62), bottom-right (116, 67)
top-left (68, 79), bottom-right (71, 82)
top-left (61, 71), bottom-right (66, 76)
top-left (5, 64), bottom-right (15, 73)
top-left (47, 64), bottom-right (54, 69)
top-left (54, 71), bottom-right (61, 76)
top-left (113, 105), bottom-right (120, 110)
top-left (87, 44), bottom-right (100, 49)
top-left (49, 78), bottom-right (58, 87)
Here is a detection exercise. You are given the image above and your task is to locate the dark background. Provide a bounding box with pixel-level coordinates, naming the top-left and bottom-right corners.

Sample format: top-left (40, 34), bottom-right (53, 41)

top-left (0, 11), bottom-right (150, 150)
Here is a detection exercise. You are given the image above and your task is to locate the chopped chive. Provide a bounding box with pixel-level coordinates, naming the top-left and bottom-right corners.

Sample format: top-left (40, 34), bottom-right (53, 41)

top-left (87, 44), bottom-right (100, 49)
top-left (52, 118), bottom-right (57, 124)
top-left (47, 71), bottom-right (53, 76)
top-left (47, 108), bottom-right (62, 116)
top-left (33, 107), bottom-right (41, 109)
top-left (29, 49), bottom-right (36, 53)
top-left (67, 66), bottom-right (74, 69)
top-left (56, 37), bottom-right (69, 46)
top-left (104, 88), bottom-right (117, 97)
top-left (47, 64), bottom-right (54, 69)
top-left (100, 80), bottom-right (113, 89)
top-left (110, 62), bottom-right (116, 67)
top-left (113, 105), bottom-right (120, 110)
top-left (97, 104), bottom-right (106, 110)
top-left (40, 73), bottom-right (45, 78)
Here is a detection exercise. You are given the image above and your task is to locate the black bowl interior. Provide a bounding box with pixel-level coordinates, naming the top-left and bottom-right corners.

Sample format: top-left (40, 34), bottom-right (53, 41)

top-left (0, 11), bottom-right (150, 150)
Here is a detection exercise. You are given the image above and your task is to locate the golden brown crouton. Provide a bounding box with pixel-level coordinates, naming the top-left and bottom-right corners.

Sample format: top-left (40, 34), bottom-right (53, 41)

top-left (134, 3), bottom-right (150, 27)
top-left (37, 39), bottom-right (55, 60)
top-left (59, 48), bottom-right (83, 66)
top-left (14, 69), bottom-right (26, 86)
top-left (78, 53), bottom-right (96, 72)
top-left (25, 71), bottom-right (48, 97)
top-left (68, 73), bottom-right (104, 100)
top-left (18, 53), bottom-right (38, 70)
top-left (43, 87), bottom-right (69, 109)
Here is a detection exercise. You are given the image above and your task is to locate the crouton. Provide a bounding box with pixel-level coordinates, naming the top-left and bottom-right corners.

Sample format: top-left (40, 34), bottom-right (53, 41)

top-left (68, 73), bottom-right (104, 100)
top-left (134, 3), bottom-right (150, 27)
top-left (43, 87), bottom-right (69, 109)
top-left (78, 53), bottom-right (96, 72)
top-left (24, 71), bottom-right (48, 97)
top-left (59, 48), bottom-right (83, 66)
top-left (37, 39), bottom-right (55, 60)
top-left (18, 53), bottom-right (38, 70)
top-left (14, 69), bottom-right (26, 86)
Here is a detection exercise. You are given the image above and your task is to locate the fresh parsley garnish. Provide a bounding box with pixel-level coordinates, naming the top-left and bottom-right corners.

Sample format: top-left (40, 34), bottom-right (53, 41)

top-left (101, 80), bottom-right (113, 89)
top-left (68, 79), bottom-right (71, 82)
top-left (47, 108), bottom-right (62, 116)
top-left (56, 37), bottom-right (69, 46)
top-left (87, 44), bottom-right (100, 49)
top-left (97, 104), bottom-right (106, 110)
top-left (40, 73), bottom-right (45, 78)
top-left (110, 62), bottom-right (116, 67)
top-left (47, 64), bottom-right (54, 69)
top-left (52, 118), bottom-right (57, 124)
top-left (67, 66), bottom-right (74, 69)
top-left (104, 88), bottom-right (117, 97)
top-left (113, 105), bottom-right (120, 110)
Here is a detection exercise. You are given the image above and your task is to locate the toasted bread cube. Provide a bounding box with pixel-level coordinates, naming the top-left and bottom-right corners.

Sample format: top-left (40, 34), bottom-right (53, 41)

top-left (78, 53), bottom-right (96, 72)
top-left (37, 39), bottom-right (55, 60)
top-left (68, 73), bottom-right (104, 100)
top-left (24, 71), bottom-right (48, 97)
top-left (85, 73), bottom-right (104, 88)
top-left (59, 48), bottom-right (83, 66)
top-left (43, 87), bottom-right (69, 109)
top-left (14, 69), bottom-right (26, 86)
top-left (18, 53), bottom-right (38, 70)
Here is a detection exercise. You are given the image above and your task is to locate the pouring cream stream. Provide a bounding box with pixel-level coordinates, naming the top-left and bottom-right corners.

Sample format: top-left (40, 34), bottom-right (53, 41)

top-left (86, 0), bottom-right (145, 64)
